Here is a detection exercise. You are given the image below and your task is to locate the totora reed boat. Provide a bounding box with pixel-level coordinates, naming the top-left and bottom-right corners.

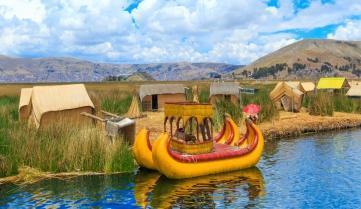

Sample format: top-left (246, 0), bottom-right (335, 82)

top-left (133, 102), bottom-right (264, 179)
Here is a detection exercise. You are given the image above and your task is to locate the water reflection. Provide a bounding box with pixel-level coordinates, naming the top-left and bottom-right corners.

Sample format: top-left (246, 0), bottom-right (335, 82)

top-left (133, 167), bottom-right (265, 209)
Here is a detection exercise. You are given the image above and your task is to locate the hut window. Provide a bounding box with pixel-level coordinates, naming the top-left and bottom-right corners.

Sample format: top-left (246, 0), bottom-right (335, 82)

top-left (224, 95), bottom-right (231, 101)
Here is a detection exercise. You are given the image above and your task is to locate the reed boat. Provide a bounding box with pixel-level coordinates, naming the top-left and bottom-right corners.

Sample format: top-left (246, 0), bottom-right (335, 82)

top-left (133, 113), bottom-right (239, 170)
top-left (134, 102), bottom-right (264, 179)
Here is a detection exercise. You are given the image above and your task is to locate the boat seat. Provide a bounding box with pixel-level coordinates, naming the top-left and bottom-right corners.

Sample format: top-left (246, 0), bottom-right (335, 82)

top-left (168, 140), bottom-right (257, 163)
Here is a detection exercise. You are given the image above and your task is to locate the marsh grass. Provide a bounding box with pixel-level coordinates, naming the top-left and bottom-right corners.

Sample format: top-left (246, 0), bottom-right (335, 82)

top-left (199, 87), bottom-right (210, 103)
top-left (213, 99), bottom-right (243, 130)
top-left (306, 92), bottom-right (361, 116)
top-left (0, 96), bottom-right (134, 178)
top-left (91, 90), bottom-right (132, 115)
top-left (240, 86), bottom-right (279, 122)
top-left (308, 92), bottom-right (334, 116)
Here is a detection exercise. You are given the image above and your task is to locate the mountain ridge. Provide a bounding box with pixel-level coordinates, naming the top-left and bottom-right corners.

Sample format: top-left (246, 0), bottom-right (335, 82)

top-left (0, 56), bottom-right (242, 82)
top-left (232, 39), bottom-right (361, 80)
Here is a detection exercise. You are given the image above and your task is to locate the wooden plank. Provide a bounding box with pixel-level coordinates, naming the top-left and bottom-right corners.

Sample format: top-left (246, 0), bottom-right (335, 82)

top-left (80, 112), bottom-right (106, 122)
top-left (101, 110), bottom-right (121, 118)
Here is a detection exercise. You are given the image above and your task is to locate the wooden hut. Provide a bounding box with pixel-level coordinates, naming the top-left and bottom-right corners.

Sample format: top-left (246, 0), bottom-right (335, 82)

top-left (209, 82), bottom-right (239, 104)
top-left (139, 84), bottom-right (186, 111)
top-left (269, 82), bottom-right (304, 112)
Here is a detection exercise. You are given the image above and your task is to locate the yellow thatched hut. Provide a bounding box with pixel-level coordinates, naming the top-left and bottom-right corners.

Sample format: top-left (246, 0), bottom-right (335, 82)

top-left (19, 88), bottom-right (33, 122)
top-left (209, 82), bottom-right (239, 104)
top-left (21, 84), bottom-right (95, 128)
top-left (270, 82), bottom-right (304, 112)
top-left (139, 84), bottom-right (186, 111)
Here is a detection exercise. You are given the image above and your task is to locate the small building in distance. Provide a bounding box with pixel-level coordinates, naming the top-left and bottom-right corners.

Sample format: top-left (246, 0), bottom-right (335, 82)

top-left (346, 81), bottom-right (361, 98)
top-left (299, 82), bottom-right (315, 94)
top-left (316, 77), bottom-right (350, 93)
top-left (126, 72), bottom-right (155, 82)
top-left (209, 82), bottom-right (239, 104)
top-left (269, 81), bottom-right (304, 112)
top-left (139, 84), bottom-right (186, 111)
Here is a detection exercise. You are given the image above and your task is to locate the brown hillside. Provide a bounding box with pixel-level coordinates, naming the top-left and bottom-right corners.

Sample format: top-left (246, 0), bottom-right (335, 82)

top-left (233, 39), bottom-right (361, 79)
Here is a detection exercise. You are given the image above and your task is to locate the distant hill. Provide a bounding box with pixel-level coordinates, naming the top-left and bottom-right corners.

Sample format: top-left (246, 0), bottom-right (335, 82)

top-left (232, 39), bottom-right (361, 80)
top-left (0, 56), bottom-right (242, 83)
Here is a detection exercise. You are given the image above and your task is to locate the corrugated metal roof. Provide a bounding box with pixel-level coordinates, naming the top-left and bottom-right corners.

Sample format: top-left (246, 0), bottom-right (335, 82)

top-left (209, 82), bottom-right (239, 97)
top-left (139, 84), bottom-right (185, 101)
top-left (317, 77), bottom-right (349, 89)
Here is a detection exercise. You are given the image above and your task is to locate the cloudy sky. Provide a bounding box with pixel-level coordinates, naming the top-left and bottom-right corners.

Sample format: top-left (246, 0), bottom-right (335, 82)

top-left (0, 0), bottom-right (360, 65)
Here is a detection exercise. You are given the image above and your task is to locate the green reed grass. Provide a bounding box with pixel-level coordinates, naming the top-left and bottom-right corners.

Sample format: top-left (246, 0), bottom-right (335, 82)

top-left (213, 99), bottom-right (243, 130)
top-left (308, 92), bottom-right (334, 116)
top-left (199, 87), bottom-right (210, 103)
top-left (90, 90), bottom-right (133, 115)
top-left (240, 86), bottom-right (279, 122)
top-left (0, 96), bottom-right (134, 178)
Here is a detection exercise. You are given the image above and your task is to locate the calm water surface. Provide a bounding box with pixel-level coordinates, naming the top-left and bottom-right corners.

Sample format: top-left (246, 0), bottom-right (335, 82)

top-left (1, 129), bottom-right (361, 208)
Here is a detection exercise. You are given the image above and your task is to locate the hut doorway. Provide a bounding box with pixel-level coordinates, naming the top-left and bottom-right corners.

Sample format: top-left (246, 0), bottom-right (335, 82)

top-left (152, 95), bottom-right (158, 110)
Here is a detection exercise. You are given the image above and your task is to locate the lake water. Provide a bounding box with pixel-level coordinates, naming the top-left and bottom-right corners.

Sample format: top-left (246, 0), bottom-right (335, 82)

top-left (1, 129), bottom-right (361, 208)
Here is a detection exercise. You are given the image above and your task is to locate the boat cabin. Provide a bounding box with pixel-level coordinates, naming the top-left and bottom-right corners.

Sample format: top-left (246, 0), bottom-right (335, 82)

top-left (164, 102), bottom-right (214, 154)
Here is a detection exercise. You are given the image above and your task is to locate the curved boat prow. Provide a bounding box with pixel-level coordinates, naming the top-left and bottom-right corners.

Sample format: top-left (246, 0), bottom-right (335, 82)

top-left (215, 117), bottom-right (240, 145)
top-left (133, 128), bottom-right (162, 170)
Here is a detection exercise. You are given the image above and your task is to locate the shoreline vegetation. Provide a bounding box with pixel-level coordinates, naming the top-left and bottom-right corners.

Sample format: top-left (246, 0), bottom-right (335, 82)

top-left (1, 82), bottom-right (361, 183)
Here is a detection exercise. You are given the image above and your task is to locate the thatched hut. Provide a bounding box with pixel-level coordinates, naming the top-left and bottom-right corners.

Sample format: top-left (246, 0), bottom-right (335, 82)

top-left (299, 82), bottom-right (315, 94)
top-left (139, 84), bottom-right (186, 111)
top-left (24, 84), bottom-right (95, 128)
top-left (209, 82), bottom-right (239, 104)
top-left (270, 82), bottom-right (304, 112)
top-left (18, 88), bottom-right (33, 122)
top-left (346, 81), bottom-right (361, 98)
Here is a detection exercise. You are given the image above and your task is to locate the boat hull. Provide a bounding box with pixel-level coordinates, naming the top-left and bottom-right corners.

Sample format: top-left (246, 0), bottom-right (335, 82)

top-left (152, 121), bottom-right (264, 179)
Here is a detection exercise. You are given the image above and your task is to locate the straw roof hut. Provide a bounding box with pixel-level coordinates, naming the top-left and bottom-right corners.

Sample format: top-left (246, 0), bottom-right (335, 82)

top-left (299, 82), bottom-right (315, 94)
top-left (270, 81), bottom-right (304, 112)
top-left (139, 84), bottom-right (186, 111)
top-left (346, 81), bottom-right (361, 98)
top-left (26, 84), bottom-right (95, 128)
top-left (209, 82), bottom-right (239, 104)
top-left (19, 88), bottom-right (33, 122)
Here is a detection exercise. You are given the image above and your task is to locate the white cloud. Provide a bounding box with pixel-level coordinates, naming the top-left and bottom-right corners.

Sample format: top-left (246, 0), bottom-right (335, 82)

top-left (327, 20), bottom-right (361, 41)
top-left (0, 0), bottom-right (360, 64)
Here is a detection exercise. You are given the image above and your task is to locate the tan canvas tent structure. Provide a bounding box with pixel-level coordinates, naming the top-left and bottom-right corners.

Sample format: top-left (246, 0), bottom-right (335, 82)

top-left (139, 84), bottom-right (186, 111)
top-left (19, 88), bottom-right (33, 122)
top-left (27, 84), bottom-right (95, 128)
top-left (270, 82), bottom-right (304, 112)
top-left (209, 82), bottom-right (239, 104)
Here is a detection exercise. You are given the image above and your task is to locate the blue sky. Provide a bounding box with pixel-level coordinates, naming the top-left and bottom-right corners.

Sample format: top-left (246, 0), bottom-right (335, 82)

top-left (0, 0), bottom-right (360, 65)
